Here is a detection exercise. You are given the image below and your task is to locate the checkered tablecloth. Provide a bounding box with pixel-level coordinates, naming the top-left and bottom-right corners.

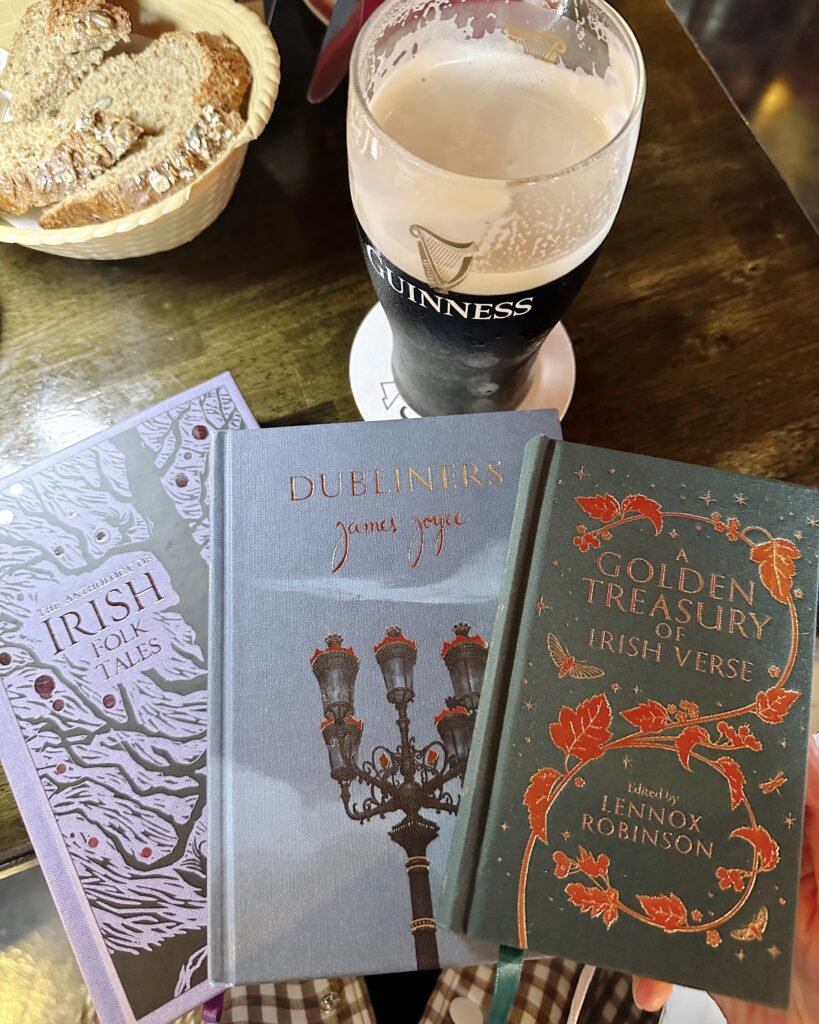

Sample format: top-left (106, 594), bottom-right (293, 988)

top-left (216, 960), bottom-right (659, 1024)
top-left (75, 958), bottom-right (659, 1024)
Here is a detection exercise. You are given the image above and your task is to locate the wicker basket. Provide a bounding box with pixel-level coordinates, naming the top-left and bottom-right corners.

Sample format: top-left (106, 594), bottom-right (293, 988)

top-left (0, 0), bottom-right (280, 259)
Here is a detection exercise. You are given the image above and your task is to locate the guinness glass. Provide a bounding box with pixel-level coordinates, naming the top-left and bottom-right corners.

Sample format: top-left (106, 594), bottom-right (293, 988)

top-left (348, 0), bottom-right (645, 416)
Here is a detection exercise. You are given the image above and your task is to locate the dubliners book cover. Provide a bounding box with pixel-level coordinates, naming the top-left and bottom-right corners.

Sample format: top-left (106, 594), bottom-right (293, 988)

top-left (440, 438), bottom-right (818, 1008)
top-left (0, 375), bottom-right (256, 1024)
top-left (207, 411), bottom-right (560, 984)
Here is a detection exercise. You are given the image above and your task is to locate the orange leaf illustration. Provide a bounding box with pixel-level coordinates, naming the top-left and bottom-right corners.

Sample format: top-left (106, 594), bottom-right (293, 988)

top-left (523, 767), bottom-right (562, 841)
top-left (565, 882), bottom-right (620, 928)
top-left (575, 494), bottom-right (621, 523)
top-left (621, 494), bottom-right (663, 535)
top-left (576, 847), bottom-right (610, 879)
top-left (549, 694), bottom-right (613, 762)
top-left (714, 756), bottom-right (746, 811)
top-left (675, 725), bottom-right (710, 769)
top-left (620, 699), bottom-right (670, 734)
top-left (637, 892), bottom-right (688, 931)
top-left (750, 538), bottom-right (801, 604)
top-left (754, 687), bottom-right (800, 724)
top-left (731, 825), bottom-right (780, 872)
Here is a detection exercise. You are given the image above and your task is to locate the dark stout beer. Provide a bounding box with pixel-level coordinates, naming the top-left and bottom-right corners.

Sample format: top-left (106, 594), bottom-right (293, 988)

top-left (349, 0), bottom-right (644, 414)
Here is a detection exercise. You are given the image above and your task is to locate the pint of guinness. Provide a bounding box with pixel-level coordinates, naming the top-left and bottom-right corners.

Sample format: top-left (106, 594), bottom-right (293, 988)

top-left (348, 0), bottom-right (645, 416)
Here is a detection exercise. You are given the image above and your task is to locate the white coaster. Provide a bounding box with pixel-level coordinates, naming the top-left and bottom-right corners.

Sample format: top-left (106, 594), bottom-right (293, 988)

top-left (349, 303), bottom-right (576, 421)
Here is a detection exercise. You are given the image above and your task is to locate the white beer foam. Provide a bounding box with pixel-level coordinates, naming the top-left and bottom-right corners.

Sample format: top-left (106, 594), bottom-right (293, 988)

top-left (350, 0), bottom-right (642, 292)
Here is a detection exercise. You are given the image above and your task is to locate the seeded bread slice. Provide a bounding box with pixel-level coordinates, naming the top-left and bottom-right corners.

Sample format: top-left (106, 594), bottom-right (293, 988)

top-left (40, 106), bottom-right (244, 227)
top-left (0, 109), bottom-right (142, 214)
top-left (41, 32), bottom-right (250, 228)
top-left (0, 0), bottom-right (131, 123)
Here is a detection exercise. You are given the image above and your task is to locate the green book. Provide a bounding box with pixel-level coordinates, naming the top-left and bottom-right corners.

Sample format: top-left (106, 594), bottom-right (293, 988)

top-left (440, 439), bottom-right (818, 1009)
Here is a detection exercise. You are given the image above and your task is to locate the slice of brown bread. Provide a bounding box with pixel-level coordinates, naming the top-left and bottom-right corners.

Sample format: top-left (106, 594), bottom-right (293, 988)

top-left (0, 108), bottom-right (143, 214)
top-left (0, 0), bottom-right (131, 123)
top-left (59, 31), bottom-right (251, 131)
top-left (41, 32), bottom-right (251, 228)
top-left (40, 106), bottom-right (245, 227)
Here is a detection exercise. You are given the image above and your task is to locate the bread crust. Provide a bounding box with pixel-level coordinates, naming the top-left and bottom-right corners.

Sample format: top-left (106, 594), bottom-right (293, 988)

top-left (193, 32), bottom-right (252, 113)
top-left (0, 109), bottom-right (143, 214)
top-left (39, 107), bottom-right (244, 228)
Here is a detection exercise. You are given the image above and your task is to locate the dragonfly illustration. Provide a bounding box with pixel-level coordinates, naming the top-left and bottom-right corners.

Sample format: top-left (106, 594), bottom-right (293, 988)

top-left (730, 906), bottom-right (768, 942)
top-left (547, 633), bottom-right (605, 680)
top-left (759, 771), bottom-right (787, 796)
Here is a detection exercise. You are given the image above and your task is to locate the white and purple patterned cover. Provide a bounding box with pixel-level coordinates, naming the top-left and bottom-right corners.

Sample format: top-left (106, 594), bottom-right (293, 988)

top-left (0, 374), bottom-right (256, 1024)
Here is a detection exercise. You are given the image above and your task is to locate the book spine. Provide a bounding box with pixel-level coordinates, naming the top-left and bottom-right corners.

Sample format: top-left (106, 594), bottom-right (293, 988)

top-left (438, 435), bottom-right (557, 934)
top-left (207, 431), bottom-right (233, 984)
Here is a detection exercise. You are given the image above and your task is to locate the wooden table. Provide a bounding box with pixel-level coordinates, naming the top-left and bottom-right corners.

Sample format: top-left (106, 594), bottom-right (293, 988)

top-left (0, 0), bottom-right (817, 866)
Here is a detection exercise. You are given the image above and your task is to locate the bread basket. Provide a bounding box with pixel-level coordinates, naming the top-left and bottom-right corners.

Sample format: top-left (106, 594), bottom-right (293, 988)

top-left (0, 0), bottom-right (280, 259)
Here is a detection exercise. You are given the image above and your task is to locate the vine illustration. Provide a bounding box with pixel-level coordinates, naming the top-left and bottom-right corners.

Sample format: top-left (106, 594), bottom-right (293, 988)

top-left (517, 492), bottom-right (802, 949)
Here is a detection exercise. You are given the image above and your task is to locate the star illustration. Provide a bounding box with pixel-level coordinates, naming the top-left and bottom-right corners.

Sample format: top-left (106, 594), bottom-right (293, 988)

top-left (778, 897), bottom-right (787, 905)
top-left (794, 531), bottom-right (804, 540)
top-left (608, 468), bottom-right (616, 474)
top-left (768, 665), bottom-right (781, 678)
top-left (536, 597), bottom-right (548, 615)
top-left (794, 588), bottom-right (803, 599)
top-left (610, 682), bottom-right (621, 693)
top-left (562, 830), bottom-right (572, 840)
top-left (781, 739), bottom-right (788, 748)
top-left (808, 517), bottom-right (819, 528)
top-left (500, 822), bottom-right (509, 831)
top-left (708, 892), bottom-right (715, 899)
top-left (575, 466), bottom-right (590, 480)
top-left (785, 814), bottom-right (797, 828)
top-left (669, 529), bottom-right (679, 538)
top-left (623, 755), bottom-right (632, 768)
top-left (523, 700), bottom-right (534, 711)
top-left (700, 491), bottom-right (716, 506)
top-left (736, 950), bottom-right (746, 962)
top-left (633, 686), bottom-right (640, 694)
top-left (768, 946), bottom-right (781, 959)
top-left (735, 494), bottom-right (748, 505)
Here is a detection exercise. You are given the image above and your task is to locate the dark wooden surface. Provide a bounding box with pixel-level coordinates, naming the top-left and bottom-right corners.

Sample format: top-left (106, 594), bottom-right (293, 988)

top-left (0, 0), bottom-right (817, 864)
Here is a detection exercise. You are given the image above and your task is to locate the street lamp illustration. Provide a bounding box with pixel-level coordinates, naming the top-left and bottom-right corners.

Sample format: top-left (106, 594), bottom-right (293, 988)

top-left (310, 623), bottom-right (488, 970)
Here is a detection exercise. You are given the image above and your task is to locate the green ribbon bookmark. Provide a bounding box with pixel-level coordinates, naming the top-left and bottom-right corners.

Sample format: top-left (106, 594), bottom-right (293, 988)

top-left (486, 945), bottom-right (525, 1024)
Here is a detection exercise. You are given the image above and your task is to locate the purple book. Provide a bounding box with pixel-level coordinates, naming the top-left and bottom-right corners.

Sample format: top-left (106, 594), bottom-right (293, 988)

top-left (0, 374), bottom-right (256, 1024)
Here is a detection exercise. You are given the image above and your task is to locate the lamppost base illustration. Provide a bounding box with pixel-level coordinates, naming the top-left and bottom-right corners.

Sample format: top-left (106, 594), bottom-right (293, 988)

top-left (349, 302), bottom-right (576, 422)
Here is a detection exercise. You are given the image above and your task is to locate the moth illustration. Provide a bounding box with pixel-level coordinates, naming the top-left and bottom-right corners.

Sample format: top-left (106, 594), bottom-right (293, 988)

top-left (730, 906), bottom-right (769, 942)
top-left (547, 633), bottom-right (605, 680)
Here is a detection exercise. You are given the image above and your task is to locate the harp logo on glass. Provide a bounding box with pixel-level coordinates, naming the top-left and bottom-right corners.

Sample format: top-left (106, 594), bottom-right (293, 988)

top-left (503, 28), bottom-right (568, 65)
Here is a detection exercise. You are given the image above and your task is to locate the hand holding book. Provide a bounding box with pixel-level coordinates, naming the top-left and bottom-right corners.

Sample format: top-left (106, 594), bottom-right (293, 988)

top-left (634, 737), bottom-right (819, 1022)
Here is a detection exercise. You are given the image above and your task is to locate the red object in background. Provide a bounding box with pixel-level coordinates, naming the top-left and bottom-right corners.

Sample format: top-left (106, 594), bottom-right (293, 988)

top-left (308, 0), bottom-right (385, 102)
